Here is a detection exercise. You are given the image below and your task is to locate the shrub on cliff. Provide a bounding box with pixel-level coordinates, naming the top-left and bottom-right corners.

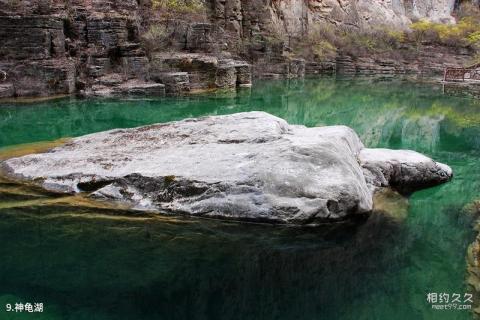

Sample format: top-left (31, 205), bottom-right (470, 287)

top-left (410, 17), bottom-right (480, 48)
top-left (295, 23), bottom-right (404, 61)
top-left (294, 24), bottom-right (337, 61)
top-left (153, 0), bottom-right (204, 13)
top-left (151, 0), bottom-right (206, 20)
top-left (340, 27), bottom-right (405, 55)
top-left (141, 24), bottom-right (168, 57)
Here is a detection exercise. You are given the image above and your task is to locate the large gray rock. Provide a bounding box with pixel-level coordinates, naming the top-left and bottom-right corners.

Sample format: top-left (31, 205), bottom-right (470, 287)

top-left (0, 112), bottom-right (452, 224)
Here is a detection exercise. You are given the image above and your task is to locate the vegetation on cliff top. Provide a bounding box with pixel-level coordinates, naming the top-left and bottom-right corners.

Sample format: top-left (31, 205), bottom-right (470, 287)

top-left (410, 17), bottom-right (480, 47)
top-left (294, 2), bottom-right (480, 63)
top-left (299, 19), bottom-right (480, 62)
top-left (294, 24), bottom-right (406, 61)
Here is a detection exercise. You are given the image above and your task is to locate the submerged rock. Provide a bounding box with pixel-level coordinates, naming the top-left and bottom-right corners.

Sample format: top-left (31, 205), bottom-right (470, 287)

top-left (0, 112), bottom-right (452, 224)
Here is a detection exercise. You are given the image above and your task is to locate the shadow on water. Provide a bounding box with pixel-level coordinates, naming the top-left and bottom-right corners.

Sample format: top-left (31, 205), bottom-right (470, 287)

top-left (0, 192), bottom-right (406, 320)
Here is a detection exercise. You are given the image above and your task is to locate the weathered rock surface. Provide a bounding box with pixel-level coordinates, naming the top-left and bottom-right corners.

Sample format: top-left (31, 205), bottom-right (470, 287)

top-left (151, 53), bottom-right (251, 90)
top-left (0, 59), bottom-right (76, 97)
top-left (151, 72), bottom-right (190, 95)
top-left (0, 0), bottom-right (475, 98)
top-left (206, 0), bottom-right (472, 79)
top-left (209, 0), bottom-right (456, 41)
top-left (0, 84), bottom-right (15, 99)
top-left (334, 46), bottom-right (473, 77)
top-left (0, 16), bottom-right (65, 60)
top-left (0, 0), bottom-right (155, 98)
top-left (359, 148), bottom-right (453, 194)
top-left (0, 112), bottom-right (452, 224)
top-left (89, 79), bottom-right (165, 97)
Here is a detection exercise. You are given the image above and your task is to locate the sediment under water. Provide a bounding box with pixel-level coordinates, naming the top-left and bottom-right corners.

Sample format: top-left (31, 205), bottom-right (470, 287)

top-left (0, 78), bottom-right (479, 320)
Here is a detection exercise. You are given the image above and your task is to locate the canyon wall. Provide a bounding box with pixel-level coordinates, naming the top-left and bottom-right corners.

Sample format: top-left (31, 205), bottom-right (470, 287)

top-left (0, 0), bottom-right (155, 98)
top-left (209, 0), bottom-right (457, 41)
top-left (0, 0), bottom-right (474, 98)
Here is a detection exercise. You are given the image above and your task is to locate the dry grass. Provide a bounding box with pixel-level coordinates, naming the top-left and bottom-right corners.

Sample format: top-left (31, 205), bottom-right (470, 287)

top-left (151, 0), bottom-right (207, 21)
top-left (141, 24), bottom-right (169, 57)
top-left (294, 23), bottom-right (406, 61)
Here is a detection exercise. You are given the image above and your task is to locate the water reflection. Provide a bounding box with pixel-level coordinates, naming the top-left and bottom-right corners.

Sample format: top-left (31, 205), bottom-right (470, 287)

top-left (2, 78), bottom-right (480, 154)
top-left (1, 78), bottom-right (479, 320)
top-left (0, 200), bottom-right (406, 320)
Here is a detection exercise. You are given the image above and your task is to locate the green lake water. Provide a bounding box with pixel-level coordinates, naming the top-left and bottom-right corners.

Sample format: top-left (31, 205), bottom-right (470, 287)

top-left (0, 78), bottom-right (480, 320)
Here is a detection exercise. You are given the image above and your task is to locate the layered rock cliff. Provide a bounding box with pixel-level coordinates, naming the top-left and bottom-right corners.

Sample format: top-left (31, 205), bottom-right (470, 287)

top-left (0, 0), bottom-right (475, 98)
top-left (210, 0), bottom-right (472, 78)
top-left (0, 0), bottom-right (153, 97)
top-left (209, 0), bottom-right (457, 41)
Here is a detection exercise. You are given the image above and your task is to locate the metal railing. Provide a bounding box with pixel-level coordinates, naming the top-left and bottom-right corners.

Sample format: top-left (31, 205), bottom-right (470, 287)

top-left (444, 67), bottom-right (467, 82)
top-left (444, 63), bottom-right (480, 82)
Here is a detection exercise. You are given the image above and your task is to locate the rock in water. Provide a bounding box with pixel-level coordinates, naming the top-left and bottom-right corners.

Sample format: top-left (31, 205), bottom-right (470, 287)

top-left (0, 112), bottom-right (452, 224)
top-left (359, 148), bottom-right (453, 195)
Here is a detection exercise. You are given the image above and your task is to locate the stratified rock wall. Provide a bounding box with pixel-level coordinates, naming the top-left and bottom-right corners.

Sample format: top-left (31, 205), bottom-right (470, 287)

top-left (205, 0), bottom-right (472, 79)
top-left (0, 0), bottom-right (155, 98)
top-left (0, 16), bottom-right (75, 97)
top-left (209, 0), bottom-right (457, 40)
top-left (0, 0), bottom-right (473, 98)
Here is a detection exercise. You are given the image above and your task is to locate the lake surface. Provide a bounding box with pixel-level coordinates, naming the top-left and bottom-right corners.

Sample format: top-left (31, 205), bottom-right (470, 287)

top-left (0, 78), bottom-right (479, 320)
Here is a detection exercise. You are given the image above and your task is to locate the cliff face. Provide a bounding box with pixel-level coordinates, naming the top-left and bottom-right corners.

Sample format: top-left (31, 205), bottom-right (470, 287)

top-left (0, 0), bottom-right (255, 98)
top-left (208, 0), bottom-right (472, 79)
top-left (0, 0), bottom-right (472, 99)
top-left (0, 0), bottom-right (154, 98)
top-left (209, 0), bottom-right (457, 40)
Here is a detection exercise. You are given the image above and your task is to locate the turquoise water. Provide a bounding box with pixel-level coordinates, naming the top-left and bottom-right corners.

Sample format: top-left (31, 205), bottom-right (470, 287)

top-left (0, 78), bottom-right (479, 319)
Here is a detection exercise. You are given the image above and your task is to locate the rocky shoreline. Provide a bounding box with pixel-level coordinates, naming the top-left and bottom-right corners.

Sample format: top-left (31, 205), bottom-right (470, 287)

top-left (0, 0), bottom-right (477, 100)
